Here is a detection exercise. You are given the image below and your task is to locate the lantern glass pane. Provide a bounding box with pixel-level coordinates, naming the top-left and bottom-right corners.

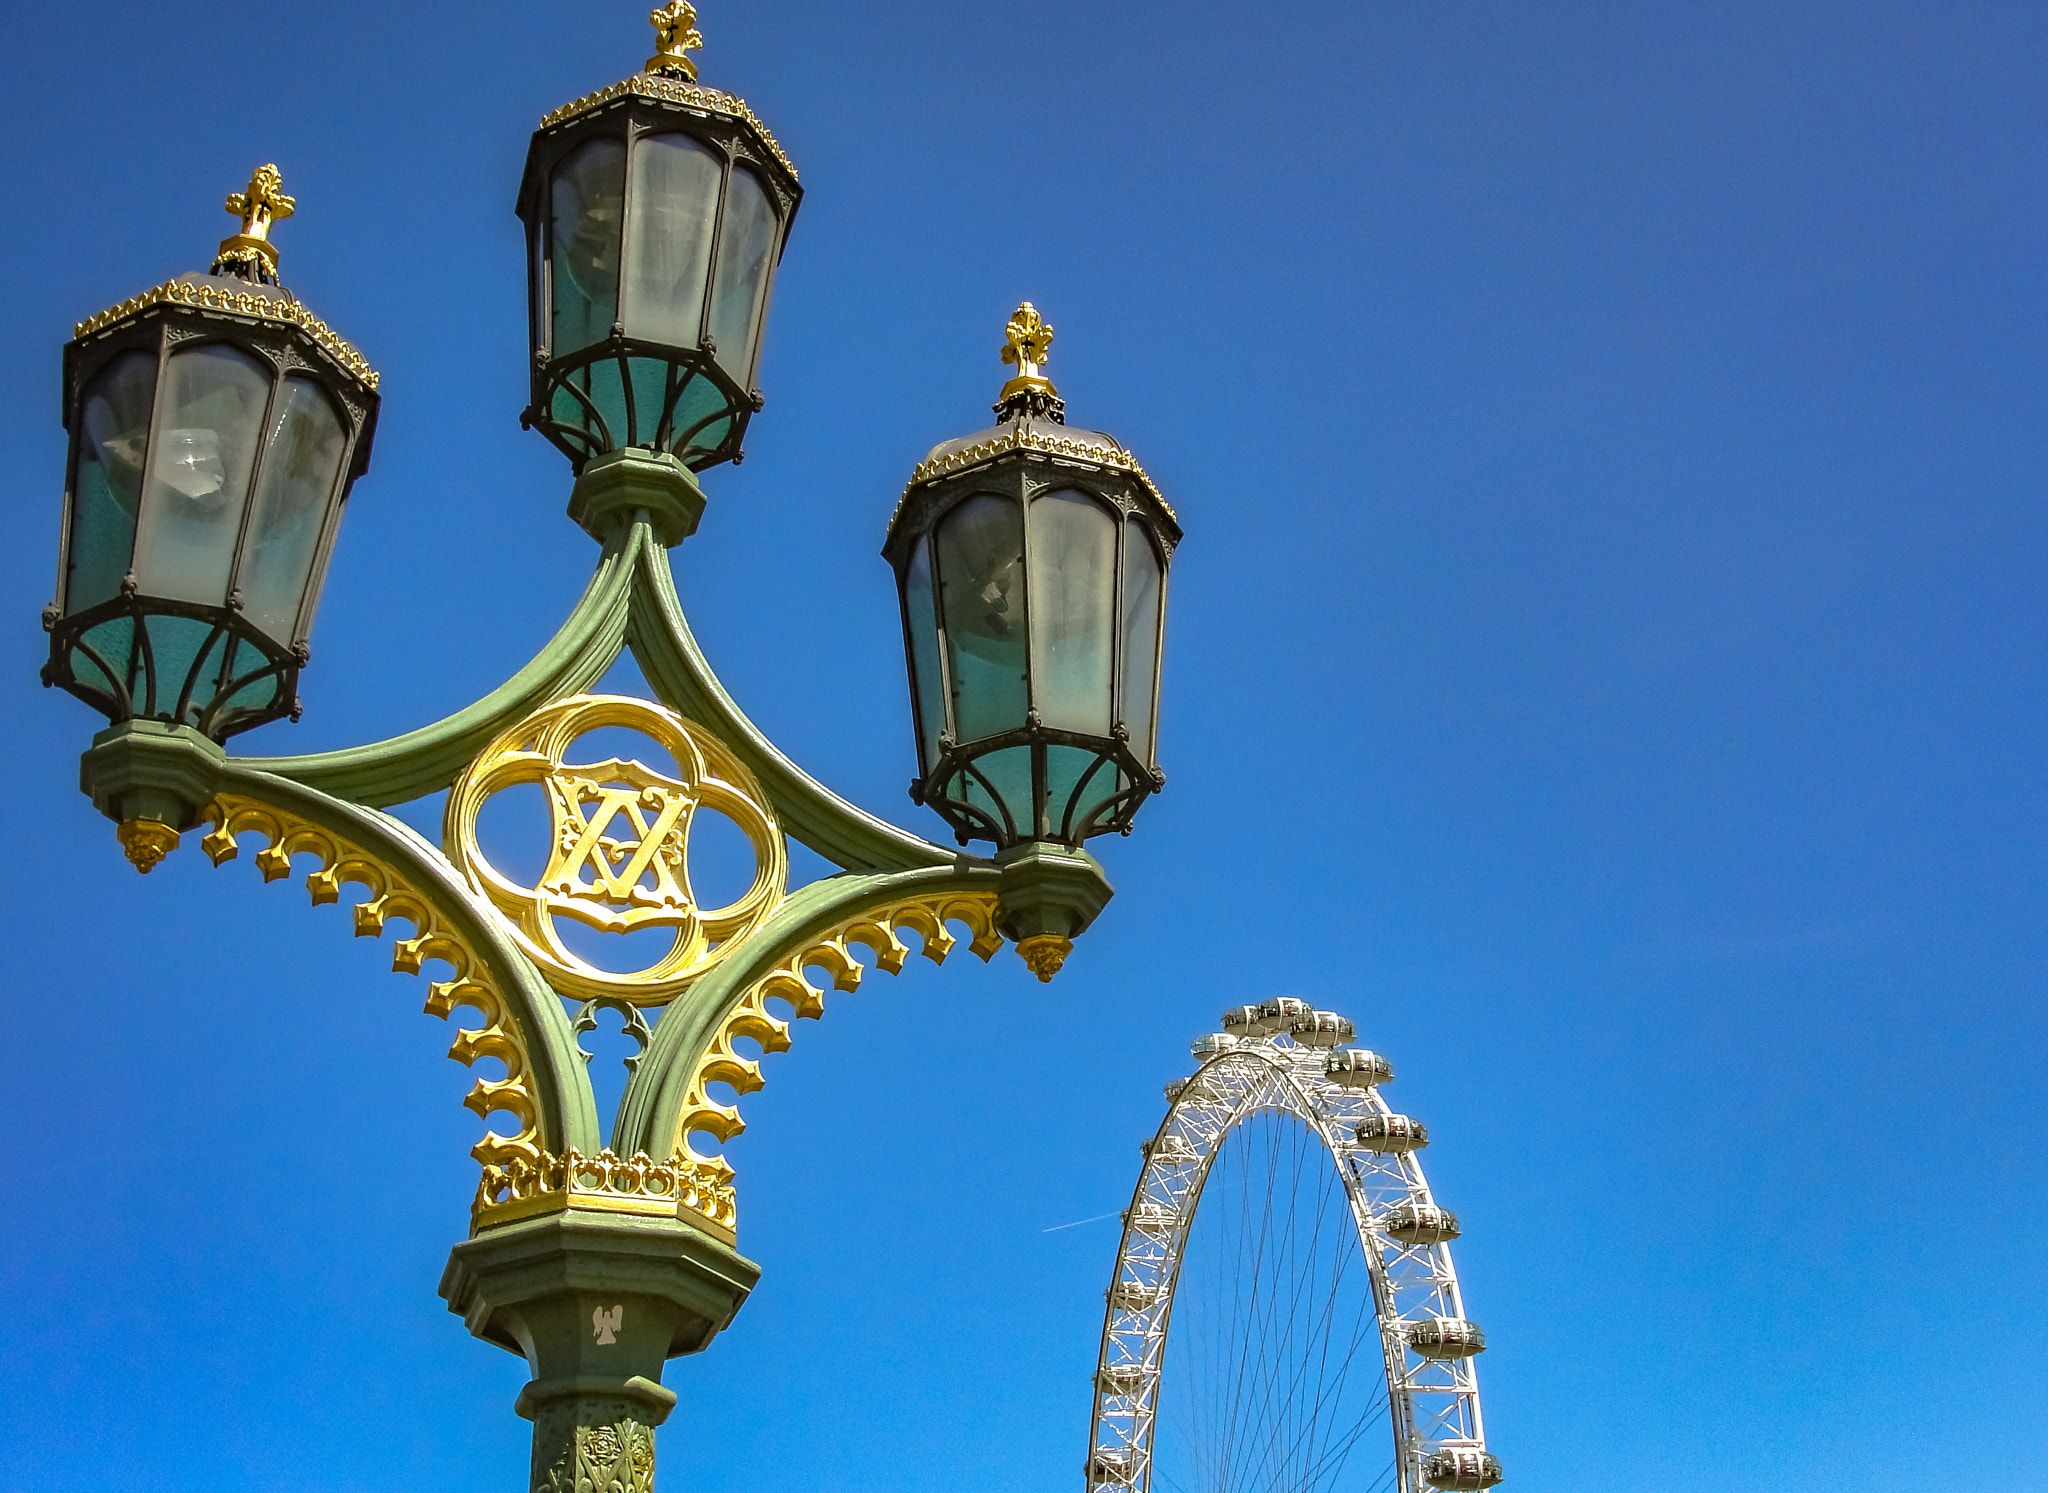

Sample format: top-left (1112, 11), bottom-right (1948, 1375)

top-left (623, 133), bottom-right (720, 348)
top-left (550, 137), bottom-right (626, 358)
top-left (965, 744), bottom-right (1032, 842)
top-left (1047, 743), bottom-right (1116, 837)
top-left (66, 350), bottom-right (157, 612)
top-left (1120, 523), bottom-right (1163, 766)
top-left (1027, 489), bottom-right (1116, 734)
top-left (239, 377), bottom-right (346, 641)
top-left (903, 536), bottom-right (945, 771)
top-left (935, 494), bottom-right (1026, 743)
top-left (709, 166), bottom-right (774, 386)
top-left (669, 375), bottom-right (732, 459)
top-left (134, 344), bottom-right (269, 606)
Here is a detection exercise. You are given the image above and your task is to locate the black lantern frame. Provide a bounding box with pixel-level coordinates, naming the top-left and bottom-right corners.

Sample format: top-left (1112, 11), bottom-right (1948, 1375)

top-left (517, 75), bottom-right (801, 474)
top-left (886, 431), bottom-right (1179, 850)
top-left (44, 275), bottom-right (379, 740)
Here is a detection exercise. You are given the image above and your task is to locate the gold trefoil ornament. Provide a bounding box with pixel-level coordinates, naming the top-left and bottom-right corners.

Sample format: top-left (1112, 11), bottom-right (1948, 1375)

top-left (446, 695), bottom-right (787, 1004)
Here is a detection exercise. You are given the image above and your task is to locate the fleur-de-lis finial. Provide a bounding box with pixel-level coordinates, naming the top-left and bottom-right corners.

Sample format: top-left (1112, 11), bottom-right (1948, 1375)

top-left (996, 302), bottom-right (1062, 417)
top-left (213, 164), bottom-right (297, 284)
top-left (647, 1), bottom-right (704, 80)
top-left (1002, 302), bottom-right (1054, 374)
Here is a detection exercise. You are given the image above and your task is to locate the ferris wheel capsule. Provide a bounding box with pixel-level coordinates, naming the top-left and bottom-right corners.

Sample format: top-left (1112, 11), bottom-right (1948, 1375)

top-left (1326, 1048), bottom-right (1395, 1088)
top-left (1407, 1317), bottom-right (1487, 1359)
top-left (1162, 1078), bottom-right (1189, 1102)
top-left (1095, 1363), bottom-right (1147, 1396)
top-left (1122, 1201), bottom-right (1176, 1235)
top-left (1219, 1004), bottom-right (1263, 1036)
top-left (1141, 1133), bottom-right (1199, 1164)
top-left (1252, 996), bottom-right (1311, 1034)
top-left (1291, 1011), bottom-right (1356, 1047)
top-left (1356, 1113), bottom-right (1428, 1153)
top-left (1384, 1203), bottom-right (1461, 1245)
top-left (1424, 1445), bottom-right (1503, 1490)
top-left (1108, 1279), bottom-right (1164, 1312)
top-left (1088, 1449), bottom-right (1138, 1485)
top-left (1190, 1033), bottom-right (1237, 1060)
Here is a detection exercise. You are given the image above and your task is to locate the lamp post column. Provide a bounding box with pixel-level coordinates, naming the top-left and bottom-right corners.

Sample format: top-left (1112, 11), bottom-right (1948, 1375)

top-left (441, 1211), bottom-right (759, 1492)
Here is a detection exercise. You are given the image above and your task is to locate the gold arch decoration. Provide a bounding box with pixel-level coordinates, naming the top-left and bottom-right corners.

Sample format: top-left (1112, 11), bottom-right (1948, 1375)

top-left (673, 892), bottom-right (1005, 1167)
top-left (198, 793), bottom-right (545, 1170)
top-left (446, 695), bottom-right (788, 1006)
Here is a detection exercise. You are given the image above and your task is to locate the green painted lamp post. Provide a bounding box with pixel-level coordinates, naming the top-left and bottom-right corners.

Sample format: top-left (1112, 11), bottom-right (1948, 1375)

top-left (37, 8), bottom-right (1177, 1490)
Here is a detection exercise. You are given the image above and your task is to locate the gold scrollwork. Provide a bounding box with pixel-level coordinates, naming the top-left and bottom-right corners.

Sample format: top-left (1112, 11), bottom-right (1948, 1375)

top-left (672, 892), bottom-right (1004, 1185)
top-left (474, 1145), bottom-right (738, 1242)
top-left (445, 695), bottom-right (787, 1006)
top-left (199, 794), bottom-right (544, 1170)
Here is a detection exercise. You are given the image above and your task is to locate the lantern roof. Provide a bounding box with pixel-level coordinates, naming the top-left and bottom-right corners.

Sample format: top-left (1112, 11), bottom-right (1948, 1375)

top-left (530, 3), bottom-right (798, 187)
top-left (68, 166), bottom-right (378, 395)
top-left (891, 303), bottom-right (1179, 535)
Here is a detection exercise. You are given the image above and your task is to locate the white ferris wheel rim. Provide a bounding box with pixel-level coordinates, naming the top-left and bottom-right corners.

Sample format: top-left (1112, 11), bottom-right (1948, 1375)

top-left (1084, 1027), bottom-right (1500, 1493)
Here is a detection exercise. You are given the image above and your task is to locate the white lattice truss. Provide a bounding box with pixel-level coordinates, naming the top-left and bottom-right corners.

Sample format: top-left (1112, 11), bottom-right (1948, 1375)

top-left (1086, 1034), bottom-right (1487, 1493)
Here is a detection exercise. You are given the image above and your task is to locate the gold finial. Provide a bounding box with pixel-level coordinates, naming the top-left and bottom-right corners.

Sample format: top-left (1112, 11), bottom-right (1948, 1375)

top-left (117, 818), bottom-right (180, 874)
top-left (647, 1), bottom-right (703, 80)
top-left (999, 302), bottom-right (1058, 402)
top-left (214, 163), bottom-right (296, 282)
top-left (1015, 933), bottom-right (1073, 982)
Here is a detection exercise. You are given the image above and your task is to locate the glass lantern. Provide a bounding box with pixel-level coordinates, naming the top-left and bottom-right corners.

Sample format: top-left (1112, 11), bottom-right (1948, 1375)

top-left (885, 304), bottom-right (1180, 849)
top-left (518, 3), bottom-right (802, 473)
top-left (43, 165), bottom-right (380, 741)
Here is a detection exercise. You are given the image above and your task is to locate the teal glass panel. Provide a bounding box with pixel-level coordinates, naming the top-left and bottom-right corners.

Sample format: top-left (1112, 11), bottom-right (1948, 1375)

top-left (935, 494), bottom-right (1027, 743)
top-left (1027, 489), bottom-right (1116, 735)
top-left (709, 167), bottom-right (774, 387)
top-left (1120, 523), bottom-right (1164, 766)
top-left (77, 617), bottom-right (137, 699)
top-left (141, 614), bottom-right (223, 720)
top-left (668, 376), bottom-right (730, 460)
top-left (903, 537), bottom-right (945, 771)
top-left (623, 134), bottom-right (720, 348)
top-left (962, 744), bottom-right (1031, 841)
top-left (629, 355), bottom-right (670, 445)
top-left (553, 358), bottom-right (627, 448)
top-left (213, 636), bottom-right (285, 727)
top-left (1046, 742), bottom-right (1117, 838)
top-left (550, 138), bottom-right (626, 358)
top-left (239, 377), bottom-right (345, 641)
top-left (134, 344), bottom-right (268, 607)
top-left (66, 351), bottom-right (156, 613)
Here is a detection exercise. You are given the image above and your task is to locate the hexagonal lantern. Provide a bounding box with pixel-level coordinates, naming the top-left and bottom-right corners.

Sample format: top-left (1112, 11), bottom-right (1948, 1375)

top-left (43, 165), bottom-right (380, 741)
top-left (518, 2), bottom-right (802, 473)
top-left (885, 304), bottom-right (1181, 850)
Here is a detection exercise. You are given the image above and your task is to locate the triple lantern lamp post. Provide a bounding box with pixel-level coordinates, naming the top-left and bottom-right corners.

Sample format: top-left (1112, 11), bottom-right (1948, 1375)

top-left (35, 6), bottom-right (1179, 1488)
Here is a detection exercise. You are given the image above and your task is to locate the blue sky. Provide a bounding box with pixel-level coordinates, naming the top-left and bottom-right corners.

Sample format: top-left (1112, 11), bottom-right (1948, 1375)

top-left (4, 2), bottom-right (2047, 1488)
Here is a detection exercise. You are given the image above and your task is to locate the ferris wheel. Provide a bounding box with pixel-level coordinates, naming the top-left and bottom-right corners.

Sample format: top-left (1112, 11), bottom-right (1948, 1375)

top-left (1085, 998), bottom-right (1504, 1493)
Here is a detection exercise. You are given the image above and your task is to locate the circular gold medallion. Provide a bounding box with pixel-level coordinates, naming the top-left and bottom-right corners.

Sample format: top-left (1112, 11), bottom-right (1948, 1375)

top-left (446, 695), bottom-right (786, 1004)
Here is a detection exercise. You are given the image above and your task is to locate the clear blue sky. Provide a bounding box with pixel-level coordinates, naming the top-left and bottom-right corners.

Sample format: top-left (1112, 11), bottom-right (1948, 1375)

top-left (4, 2), bottom-right (2045, 1489)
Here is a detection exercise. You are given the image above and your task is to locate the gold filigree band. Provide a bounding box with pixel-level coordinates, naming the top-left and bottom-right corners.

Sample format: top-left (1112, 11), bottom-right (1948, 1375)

top-left (74, 278), bottom-right (380, 392)
top-left (475, 1145), bottom-right (738, 1241)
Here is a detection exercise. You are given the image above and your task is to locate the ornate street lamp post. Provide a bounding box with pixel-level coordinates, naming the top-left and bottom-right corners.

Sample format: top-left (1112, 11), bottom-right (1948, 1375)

top-left (35, 8), bottom-right (1177, 1490)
